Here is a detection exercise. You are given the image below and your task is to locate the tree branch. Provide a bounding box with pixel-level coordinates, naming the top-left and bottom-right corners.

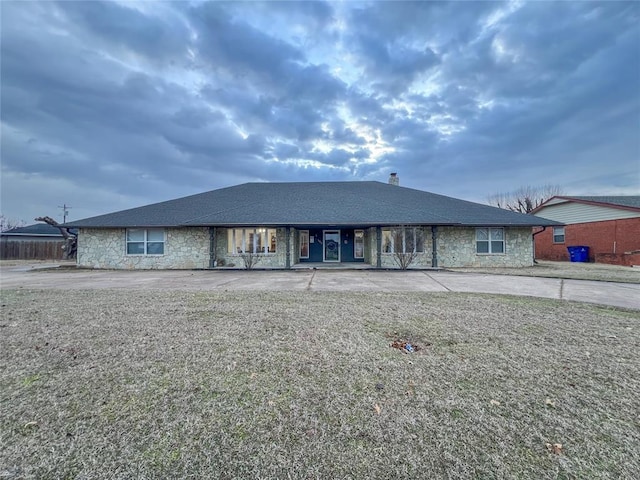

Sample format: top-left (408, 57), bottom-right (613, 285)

top-left (35, 216), bottom-right (77, 259)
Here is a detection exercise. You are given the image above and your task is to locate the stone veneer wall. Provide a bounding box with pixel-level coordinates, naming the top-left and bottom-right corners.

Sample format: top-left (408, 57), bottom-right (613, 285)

top-left (379, 227), bottom-right (433, 268)
top-left (367, 227), bottom-right (377, 267)
top-left (78, 227), bottom-right (210, 269)
top-left (290, 229), bottom-right (300, 265)
top-left (78, 225), bottom-right (534, 269)
top-left (436, 226), bottom-right (533, 267)
top-left (362, 229), bottom-right (372, 265)
top-left (214, 228), bottom-right (288, 268)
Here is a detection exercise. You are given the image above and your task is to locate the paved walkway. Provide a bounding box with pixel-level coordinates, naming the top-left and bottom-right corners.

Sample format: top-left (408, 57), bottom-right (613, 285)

top-left (1, 265), bottom-right (639, 310)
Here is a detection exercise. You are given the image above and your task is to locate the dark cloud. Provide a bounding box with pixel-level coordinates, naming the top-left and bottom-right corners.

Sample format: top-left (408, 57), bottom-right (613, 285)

top-left (270, 142), bottom-right (300, 161)
top-left (54, 0), bottom-right (190, 62)
top-left (189, 2), bottom-right (305, 89)
top-left (171, 107), bottom-right (221, 129)
top-left (284, 64), bottom-right (346, 103)
top-left (347, 1), bottom-right (493, 47)
top-left (326, 124), bottom-right (367, 146)
top-left (351, 32), bottom-right (440, 94)
top-left (344, 1), bottom-right (497, 94)
top-left (232, 0), bottom-right (335, 36)
top-left (345, 89), bottom-right (394, 126)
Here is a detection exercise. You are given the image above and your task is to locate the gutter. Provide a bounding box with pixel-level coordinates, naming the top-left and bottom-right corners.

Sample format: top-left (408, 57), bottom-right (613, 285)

top-left (0, 233), bottom-right (65, 237)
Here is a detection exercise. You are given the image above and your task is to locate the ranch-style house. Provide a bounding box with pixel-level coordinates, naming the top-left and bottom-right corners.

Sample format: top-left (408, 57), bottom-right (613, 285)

top-left (65, 175), bottom-right (560, 270)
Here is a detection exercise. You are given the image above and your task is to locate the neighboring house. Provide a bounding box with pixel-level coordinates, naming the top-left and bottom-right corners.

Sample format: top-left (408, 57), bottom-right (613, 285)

top-left (532, 196), bottom-right (640, 266)
top-left (64, 177), bottom-right (560, 270)
top-left (0, 223), bottom-right (74, 260)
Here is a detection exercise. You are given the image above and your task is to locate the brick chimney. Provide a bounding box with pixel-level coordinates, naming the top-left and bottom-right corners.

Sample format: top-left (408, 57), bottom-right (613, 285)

top-left (388, 172), bottom-right (399, 186)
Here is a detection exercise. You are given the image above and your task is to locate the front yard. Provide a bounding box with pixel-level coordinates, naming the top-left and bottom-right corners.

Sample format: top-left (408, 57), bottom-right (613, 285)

top-left (449, 259), bottom-right (640, 284)
top-left (1, 289), bottom-right (638, 479)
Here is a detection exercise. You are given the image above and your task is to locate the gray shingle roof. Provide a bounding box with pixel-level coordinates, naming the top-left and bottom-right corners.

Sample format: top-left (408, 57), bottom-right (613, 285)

top-left (1, 223), bottom-right (76, 236)
top-left (557, 196), bottom-right (640, 209)
top-left (65, 182), bottom-right (561, 228)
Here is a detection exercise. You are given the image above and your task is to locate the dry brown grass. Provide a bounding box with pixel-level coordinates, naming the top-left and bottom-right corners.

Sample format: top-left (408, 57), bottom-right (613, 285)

top-left (449, 260), bottom-right (640, 284)
top-left (1, 289), bottom-right (639, 479)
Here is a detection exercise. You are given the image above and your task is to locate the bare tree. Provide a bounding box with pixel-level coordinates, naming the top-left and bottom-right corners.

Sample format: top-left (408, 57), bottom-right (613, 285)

top-left (391, 227), bottom-right (424, 270)
top-left (487, 185), bottom-right (563, 214)
top-left (35, 216), bottom-right (77, 259)
top-left (0, 215), bottom-right (26, 232)
top-left (239, 252), bottom-right (262, 270)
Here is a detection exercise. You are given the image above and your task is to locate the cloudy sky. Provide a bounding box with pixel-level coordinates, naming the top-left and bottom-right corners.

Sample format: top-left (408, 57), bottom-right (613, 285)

top-left (1, 1), bottom-right (639, 223)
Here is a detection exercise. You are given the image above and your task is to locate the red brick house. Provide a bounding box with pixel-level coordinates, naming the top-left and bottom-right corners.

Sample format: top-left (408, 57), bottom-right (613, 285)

top-left (532, 196), bottom-right (640, 266)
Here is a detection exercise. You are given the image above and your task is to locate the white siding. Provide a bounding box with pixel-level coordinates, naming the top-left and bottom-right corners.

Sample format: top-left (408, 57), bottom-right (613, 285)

top-left (535, 202), bottom-right (640, 224)
top-left (542, 198), bottom-right (568, 207)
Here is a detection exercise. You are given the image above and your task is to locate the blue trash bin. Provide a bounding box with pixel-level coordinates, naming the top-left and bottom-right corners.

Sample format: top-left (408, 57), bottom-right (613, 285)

top-left (567, 246), bottom-right (589, 262)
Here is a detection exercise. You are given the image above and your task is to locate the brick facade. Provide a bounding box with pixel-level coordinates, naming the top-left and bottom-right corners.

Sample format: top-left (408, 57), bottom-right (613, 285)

top-left (534, 218), bottom-right (640, 265)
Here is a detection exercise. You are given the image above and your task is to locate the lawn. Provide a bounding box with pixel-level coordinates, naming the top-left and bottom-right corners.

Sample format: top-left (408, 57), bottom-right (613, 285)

top-left (449, 260), bottom-right (640, 284)
top-left (1, 289), bottom-right (638, 479)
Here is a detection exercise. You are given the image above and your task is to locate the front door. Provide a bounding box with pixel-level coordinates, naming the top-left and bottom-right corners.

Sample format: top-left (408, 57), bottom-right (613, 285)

top-left (323, 230), bottom-right (340, 262)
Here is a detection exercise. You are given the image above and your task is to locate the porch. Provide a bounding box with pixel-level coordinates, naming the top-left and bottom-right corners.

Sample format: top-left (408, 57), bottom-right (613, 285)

top-left (291, 262), bottom-right (374, 270)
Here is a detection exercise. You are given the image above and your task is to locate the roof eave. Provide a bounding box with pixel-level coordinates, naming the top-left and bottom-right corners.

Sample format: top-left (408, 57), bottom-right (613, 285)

top-left (533, 196), bottom-right (640, 214)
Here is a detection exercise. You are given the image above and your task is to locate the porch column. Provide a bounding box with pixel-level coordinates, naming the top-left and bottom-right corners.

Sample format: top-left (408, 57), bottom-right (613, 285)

top-left (376, 226), bottom-right (382, 268)
top-left (431, 226), bottom-right (438, 268)
top-left (285, 227), bottom-right (291, 269)
top-left (209, 227), bottom-right (216, 269)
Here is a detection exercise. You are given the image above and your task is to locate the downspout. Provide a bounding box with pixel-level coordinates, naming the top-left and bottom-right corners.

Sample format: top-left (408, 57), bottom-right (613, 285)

top-left (209, 226), bottom-right (216, 269)
top-left (531, 226), bottom-right (547, 265)
top-left (431, 226), bottom-right (438, 268)
top-left (376, 226), bottom-right (382, 268)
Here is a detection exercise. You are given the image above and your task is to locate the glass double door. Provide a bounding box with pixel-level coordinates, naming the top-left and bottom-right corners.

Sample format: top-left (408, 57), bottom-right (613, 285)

top-left (298, 229), bottom-right (364, 263)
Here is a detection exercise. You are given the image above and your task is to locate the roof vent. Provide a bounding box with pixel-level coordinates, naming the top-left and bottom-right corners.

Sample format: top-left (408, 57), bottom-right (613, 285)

top-left (388, 172), bottom-right (399, 186)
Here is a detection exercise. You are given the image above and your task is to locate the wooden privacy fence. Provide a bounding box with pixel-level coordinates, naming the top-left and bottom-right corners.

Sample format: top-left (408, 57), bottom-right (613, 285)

top-left (0, 240), bottom-right (66, 260)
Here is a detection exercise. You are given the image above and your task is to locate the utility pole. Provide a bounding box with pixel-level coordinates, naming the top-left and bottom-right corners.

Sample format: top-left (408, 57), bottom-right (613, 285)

top-left (58, 204), bottom-right (72, 223)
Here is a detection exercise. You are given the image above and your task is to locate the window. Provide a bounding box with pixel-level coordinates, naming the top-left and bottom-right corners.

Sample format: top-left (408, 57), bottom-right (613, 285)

top-left (553, 226), bottom-right (565, 243)
top-left (126, 228), bottom-right (165, 255)
top-left (381, 227), bottom-right (424, 254)
top-left (476, 228), bottom-right (504, 254)
top-left (300, 230), bottom-right (309, 259)
top-left (227, 228), bottom-right (277, 254)
top-left (382, 229), bottom-right (392, 253)
top-left (354, 230), bottom-right (364, 259)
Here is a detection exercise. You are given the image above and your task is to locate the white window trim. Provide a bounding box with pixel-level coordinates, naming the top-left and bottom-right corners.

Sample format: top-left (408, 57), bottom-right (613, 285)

top-left (323, 230), bottom-right (341, 262)
top-left (354, 229), bottom-right (364, 259)
top-left (381, 227), bottom-right (425, 254)
top-left (125, 228), bottom-right (165, 256)
top-left (476, 227), bottom-right (505, 255)
top-left (299, 230), bottom-right (310, 259)
top-left (553, 226), bottom-right (565, 244)
top-left (228, 228), bottom-right (277, 255)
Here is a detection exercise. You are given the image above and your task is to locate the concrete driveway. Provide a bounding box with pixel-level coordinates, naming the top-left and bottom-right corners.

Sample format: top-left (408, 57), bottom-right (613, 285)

top-left (1, 265), bottom-right (639, 310)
